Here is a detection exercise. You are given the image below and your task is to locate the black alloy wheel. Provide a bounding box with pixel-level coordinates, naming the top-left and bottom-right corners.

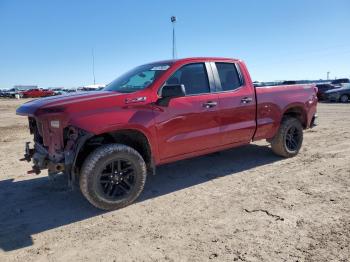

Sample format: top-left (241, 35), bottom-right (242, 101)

top-left (285, 126), bottom-right (301, 152)
top-left (97, 159), bottom-right (135, 201)
top-left (80, 144), bottom-right (147, 210)
top-left (270, 117), bottom-right (304, 158)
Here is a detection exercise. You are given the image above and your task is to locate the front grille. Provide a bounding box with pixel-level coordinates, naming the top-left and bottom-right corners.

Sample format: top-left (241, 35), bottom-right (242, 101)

top-left (28, 117), bottom-right (43, 144)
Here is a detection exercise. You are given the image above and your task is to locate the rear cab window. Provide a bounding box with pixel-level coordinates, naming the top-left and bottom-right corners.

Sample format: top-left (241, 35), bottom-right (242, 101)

top-left (215, 62), bottom-right (242, 91)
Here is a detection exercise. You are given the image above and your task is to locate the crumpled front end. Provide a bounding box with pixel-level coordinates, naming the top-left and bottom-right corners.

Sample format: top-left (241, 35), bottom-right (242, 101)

top-left (16, 90), bottom-right (124, 185)
top-left (21, 116), bottom-right (92, 186)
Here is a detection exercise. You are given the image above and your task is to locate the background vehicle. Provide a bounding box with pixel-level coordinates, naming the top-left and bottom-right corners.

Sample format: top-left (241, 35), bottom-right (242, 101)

top-left (50, 88), bottom-right (66, 96)
top-left (324, 86), bottom-right (350, 103)
top-left (331, 78), bottom-right (350, 86)
top-left (281, 80), bottom-right (310, 85)
top-left (2, 88), bottom-right (24, 98)
top-left (316, 83), bottom-right (337, 100)
top-left (16, 57), bottom-right (318, 210)
top-left (0, 89), bottom-right (7, 97)
top-left (64, 88), bottom-right (77, 93)
top-left (281, 80), bottom-right (298, 85)
top-left (20, 88), bottom-right (54, 98)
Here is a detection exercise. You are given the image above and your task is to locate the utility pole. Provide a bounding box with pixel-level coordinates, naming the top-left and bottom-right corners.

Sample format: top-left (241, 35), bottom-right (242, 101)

top-left (171, 16), bottom-right (177, 59)
top-left (92, 48), bottom-right (96, 85)
top-left (327, 71), bottom-right (330, 80)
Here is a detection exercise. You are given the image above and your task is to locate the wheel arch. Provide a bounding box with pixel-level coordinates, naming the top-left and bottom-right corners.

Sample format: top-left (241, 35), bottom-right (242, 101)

top-left (74, 128), bottom-right (155, 178)
top-left (281, 105), bottom-right (308, 129)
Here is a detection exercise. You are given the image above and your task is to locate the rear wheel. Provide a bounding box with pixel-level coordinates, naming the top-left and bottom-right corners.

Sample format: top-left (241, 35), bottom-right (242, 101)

top-left (270, 117), bottom-right (303, 158)
top-left (340, 95), bottom-right (349, 103)
top-left (80, 144), bottom-right (147, 210)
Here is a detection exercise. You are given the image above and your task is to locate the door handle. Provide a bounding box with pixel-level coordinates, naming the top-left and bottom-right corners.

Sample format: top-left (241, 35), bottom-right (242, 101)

top-left (241, 97), bottom-right (253, 104)
top-left (202, 101), bottom-right (218, 108)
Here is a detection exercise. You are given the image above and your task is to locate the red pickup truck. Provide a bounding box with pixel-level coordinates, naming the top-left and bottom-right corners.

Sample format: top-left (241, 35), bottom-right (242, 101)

top-left (17, 57), bottom-right (318, 210)
top-left (20, 88), bottom-right (55, 98)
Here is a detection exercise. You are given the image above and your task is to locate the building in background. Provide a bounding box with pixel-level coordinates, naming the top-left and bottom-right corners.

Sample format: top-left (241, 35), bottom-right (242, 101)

top-left (14, 85), bottom-right (38, 90)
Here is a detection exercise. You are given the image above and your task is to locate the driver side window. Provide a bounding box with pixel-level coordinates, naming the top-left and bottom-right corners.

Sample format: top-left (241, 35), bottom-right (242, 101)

top-left (166, 63), bottom-right (210, 95)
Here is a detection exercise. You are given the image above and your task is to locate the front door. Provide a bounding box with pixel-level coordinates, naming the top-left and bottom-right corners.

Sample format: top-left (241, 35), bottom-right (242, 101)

top-left (154, 62), bottom-right (221, 160)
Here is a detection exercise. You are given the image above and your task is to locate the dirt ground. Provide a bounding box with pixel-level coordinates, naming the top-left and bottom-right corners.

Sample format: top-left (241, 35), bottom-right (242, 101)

top-left (0, 98), bottom-right (349, 262)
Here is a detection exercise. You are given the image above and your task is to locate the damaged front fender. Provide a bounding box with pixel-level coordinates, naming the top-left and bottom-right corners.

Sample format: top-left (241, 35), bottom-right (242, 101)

top-left (63, 126), bottom-right (93, 187)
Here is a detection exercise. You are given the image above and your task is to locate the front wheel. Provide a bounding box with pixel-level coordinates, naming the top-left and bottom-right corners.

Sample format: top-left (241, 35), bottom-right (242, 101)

top-left (270, 117), bottom-right (303, 158)
top-left (80, 144), bottom-right (147, 210)
top-left (340, 95), bottom-right (349, 103)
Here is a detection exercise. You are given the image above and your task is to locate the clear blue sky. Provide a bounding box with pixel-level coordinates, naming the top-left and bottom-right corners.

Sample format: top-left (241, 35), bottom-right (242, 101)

top-left (0, 0), bottom-right (349, 88)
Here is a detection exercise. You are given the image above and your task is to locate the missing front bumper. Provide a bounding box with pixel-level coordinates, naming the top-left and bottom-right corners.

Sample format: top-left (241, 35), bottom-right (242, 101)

top-left (20, 142), bottom-right (50, 174)
top-left (20, 127), bottom-right (93, 188)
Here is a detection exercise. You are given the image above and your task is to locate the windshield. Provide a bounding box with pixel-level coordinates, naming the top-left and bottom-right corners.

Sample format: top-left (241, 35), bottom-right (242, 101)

top-left (104, 63), bottom-right (172, 93)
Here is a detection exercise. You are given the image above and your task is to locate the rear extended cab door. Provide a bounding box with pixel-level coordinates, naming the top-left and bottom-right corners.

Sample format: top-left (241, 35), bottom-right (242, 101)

top-left (154, 62), bottom-right (221, 161)
top-left (210, 61), bottom-right (257, 145)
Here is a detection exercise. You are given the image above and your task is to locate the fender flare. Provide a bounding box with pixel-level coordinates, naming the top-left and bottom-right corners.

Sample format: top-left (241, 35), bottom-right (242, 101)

top-left (281, 103), bottom-right (308, 127)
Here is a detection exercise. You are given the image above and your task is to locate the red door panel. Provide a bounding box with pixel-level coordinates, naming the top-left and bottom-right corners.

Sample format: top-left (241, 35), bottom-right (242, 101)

top-left (217, 88), bottom-right (256, 145)
top-left (154, 93), bottom-right (220, 160)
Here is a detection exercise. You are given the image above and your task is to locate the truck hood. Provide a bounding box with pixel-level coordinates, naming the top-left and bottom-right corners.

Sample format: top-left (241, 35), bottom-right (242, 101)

top-left (16, 91), bottom-right (121, 116)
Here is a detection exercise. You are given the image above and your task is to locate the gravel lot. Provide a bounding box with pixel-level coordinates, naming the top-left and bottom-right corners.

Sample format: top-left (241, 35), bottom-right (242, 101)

top-left (0, 99), bottom-right (349, 262)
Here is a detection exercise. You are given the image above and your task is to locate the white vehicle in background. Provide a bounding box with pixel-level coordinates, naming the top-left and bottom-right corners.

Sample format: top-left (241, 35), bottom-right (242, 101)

top-left (49, 88), bottom-right (76, 95)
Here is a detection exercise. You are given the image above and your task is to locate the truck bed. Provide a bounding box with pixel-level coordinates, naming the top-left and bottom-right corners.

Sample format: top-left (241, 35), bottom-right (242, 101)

top-left (253, 84), bottom-right (318, 141)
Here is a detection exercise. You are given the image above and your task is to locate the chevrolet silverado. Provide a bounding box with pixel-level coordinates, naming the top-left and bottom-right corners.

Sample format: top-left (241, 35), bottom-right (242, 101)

top-left (16, 57), bottom-right (318, 210)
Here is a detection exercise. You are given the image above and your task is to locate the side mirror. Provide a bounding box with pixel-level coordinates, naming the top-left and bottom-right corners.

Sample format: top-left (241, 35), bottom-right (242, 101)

top-left (161, 84), bottom-right (186, 98)
top-left (157, 84), bottom-right (186, 106)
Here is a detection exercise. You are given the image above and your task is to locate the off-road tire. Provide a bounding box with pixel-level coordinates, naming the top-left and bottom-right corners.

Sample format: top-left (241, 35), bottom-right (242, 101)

top-left (80, 144), bottom-right (147, 210)
top-left (340, 95), bottom-right (349, 103)
top-left (270, 117), bottom-right (303, 158)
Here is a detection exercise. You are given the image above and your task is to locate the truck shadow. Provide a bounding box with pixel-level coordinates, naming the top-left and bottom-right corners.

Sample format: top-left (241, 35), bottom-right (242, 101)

top-left (0, 143), bottom-right (281, 251)
top-left (141, 144), bottom-right (281, 201)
